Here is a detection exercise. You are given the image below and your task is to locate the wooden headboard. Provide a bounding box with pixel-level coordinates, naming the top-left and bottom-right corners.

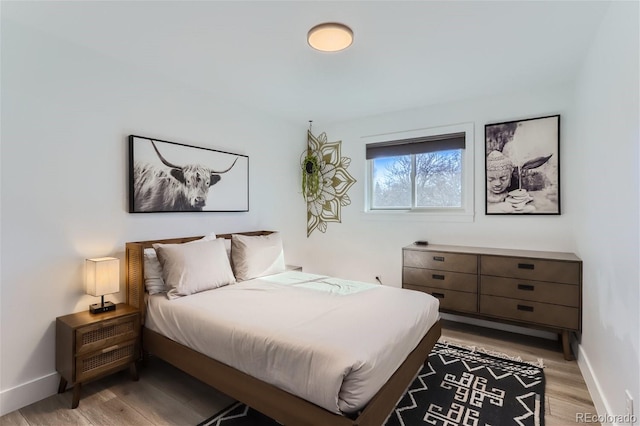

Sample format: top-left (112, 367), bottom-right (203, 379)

top-left (125, 230), bottom-right (273, 321)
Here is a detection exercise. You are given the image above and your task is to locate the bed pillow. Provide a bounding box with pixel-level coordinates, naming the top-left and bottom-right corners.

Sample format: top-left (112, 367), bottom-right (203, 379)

top-left (153, 239), bottom-right (235, 299)
top-left (231, 232), bottom-right (285, 281)
top-left (143, 248), bottom-right (166, 295)
top-left (143, 232), bottom-right (217, 294)
top-left (218, 237), bottom-right (232, 259)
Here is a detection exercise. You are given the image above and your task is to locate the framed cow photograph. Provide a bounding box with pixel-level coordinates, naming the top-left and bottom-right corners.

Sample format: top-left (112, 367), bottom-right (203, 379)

top-left (129, 135), bottom-right (249, 213)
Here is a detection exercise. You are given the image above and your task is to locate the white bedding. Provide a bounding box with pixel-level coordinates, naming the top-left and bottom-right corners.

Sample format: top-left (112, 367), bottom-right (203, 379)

top-left (145, 271), bottom-right (439, 414)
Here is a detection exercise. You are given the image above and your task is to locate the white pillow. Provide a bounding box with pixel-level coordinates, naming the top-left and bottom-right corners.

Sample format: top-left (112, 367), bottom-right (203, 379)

top-left (143, 232), bottom-right (217, 294)
top-left (231, 232), bottom-right (285, 281)
top-left (201, 232), bottom-right (218, 241)
top-left (143, 248), bottom-right (166, 294)
top-left (218, 238), bottom-right (232, 259)
top-left (154, 238), bottom-right (236, 299)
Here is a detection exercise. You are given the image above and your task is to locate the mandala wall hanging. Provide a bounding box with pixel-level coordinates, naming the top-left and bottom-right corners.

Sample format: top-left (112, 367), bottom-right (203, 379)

top-left (301, 126), bottom-right (356, 237)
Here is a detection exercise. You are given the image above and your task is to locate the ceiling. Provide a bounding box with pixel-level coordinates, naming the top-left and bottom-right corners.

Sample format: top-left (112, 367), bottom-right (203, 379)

top-left (3, 1), bottom-right (610, 124)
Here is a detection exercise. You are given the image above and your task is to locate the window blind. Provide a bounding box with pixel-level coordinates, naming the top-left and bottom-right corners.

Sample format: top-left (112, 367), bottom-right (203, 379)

top-left (366, 132), bottom-right (465, 160)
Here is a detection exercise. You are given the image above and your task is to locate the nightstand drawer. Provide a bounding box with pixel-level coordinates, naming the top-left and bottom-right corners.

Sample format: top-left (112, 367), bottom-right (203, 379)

top-left (403, 267), bottom-right (477, 293)
top-left (76, 314), bottom-right (139, 354)
top-left (481, 276), bottom-right (579, 307)
top-left (480, 295), bottom-right (579, 330)
top-left (403, 250), bottom-right (477, 274)
top-left (75, 339), bottom-right (138, 382)
top-left (481, 255), bottom-right (580, 284)
top-left (405, 285), bottom-right (477, 313)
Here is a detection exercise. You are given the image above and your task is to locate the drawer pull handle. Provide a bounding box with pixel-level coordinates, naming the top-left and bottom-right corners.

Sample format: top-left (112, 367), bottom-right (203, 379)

top-left (433, 256), bottom-right (445, 262)
top-left (102, 344), bottom-right (120, 353)
top-left (518, 263), bottom-right (535, 270)
top-left (517, 304), bottom-right (534, 312)
top-left (518, 284), bottom-right (535, 291)
top-left (432, 274), bottom-right (445, 280)
top-left (432, 292), bottom-right (445, 299)
top-left (98, 318), bottom-right (124, 328)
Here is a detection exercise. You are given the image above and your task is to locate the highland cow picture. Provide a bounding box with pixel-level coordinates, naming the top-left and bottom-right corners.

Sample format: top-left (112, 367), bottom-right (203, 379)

top-left (129, 135), bottom-right (249, 213)
top-left (485, 115), bottom-right (560, 215)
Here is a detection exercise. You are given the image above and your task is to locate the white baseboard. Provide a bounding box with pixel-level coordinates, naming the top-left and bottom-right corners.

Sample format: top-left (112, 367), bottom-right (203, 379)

top-left (0, 372), bottom-right (59, 416)
top-left (575, 342), bottom-right (621, 425)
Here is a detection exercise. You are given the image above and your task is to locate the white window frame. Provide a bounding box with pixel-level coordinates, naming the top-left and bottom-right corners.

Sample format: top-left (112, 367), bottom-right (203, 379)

top-left (363, 122), bottom-right (474, 222)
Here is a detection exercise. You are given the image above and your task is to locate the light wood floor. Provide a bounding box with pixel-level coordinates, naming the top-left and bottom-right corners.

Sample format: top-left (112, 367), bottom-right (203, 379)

top-left (1, 320), bottom-right (598, 426)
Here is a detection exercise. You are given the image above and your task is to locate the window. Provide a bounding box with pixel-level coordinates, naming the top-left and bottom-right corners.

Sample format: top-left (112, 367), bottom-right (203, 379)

top-left (365, 123), bottom-right (474, 218)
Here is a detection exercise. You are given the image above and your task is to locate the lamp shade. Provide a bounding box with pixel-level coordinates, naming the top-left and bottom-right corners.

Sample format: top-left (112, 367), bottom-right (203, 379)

top-left (85, 257), bottom-right (120, 297)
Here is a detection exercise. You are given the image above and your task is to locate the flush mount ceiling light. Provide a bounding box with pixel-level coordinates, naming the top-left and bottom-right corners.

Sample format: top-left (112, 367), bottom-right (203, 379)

top-left (307, 22), bottom-right (353, 52)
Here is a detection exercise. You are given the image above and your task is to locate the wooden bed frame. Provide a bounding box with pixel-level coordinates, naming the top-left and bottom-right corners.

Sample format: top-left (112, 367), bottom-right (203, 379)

top-left (126, 231), bottom-right (441, 426)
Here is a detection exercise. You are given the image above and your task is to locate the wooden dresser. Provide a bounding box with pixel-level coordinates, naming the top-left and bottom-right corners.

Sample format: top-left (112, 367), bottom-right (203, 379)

top-left (402, 244), bottom-right (582, 360)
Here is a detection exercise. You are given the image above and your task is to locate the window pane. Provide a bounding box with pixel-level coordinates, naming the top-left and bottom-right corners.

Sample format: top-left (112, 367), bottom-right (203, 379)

top-left (415, 150), bottom-right (462, 208)
top-left (371, 155), bottom-right (411, 208)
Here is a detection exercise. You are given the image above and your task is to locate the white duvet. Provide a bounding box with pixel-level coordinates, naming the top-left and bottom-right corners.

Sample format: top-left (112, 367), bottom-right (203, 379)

top-left (145, 271), bottom-right (439, 414)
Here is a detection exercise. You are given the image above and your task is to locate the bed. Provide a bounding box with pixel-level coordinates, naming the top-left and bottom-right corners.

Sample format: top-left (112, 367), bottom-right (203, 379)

top-left (126, 231), bottom-right (441, 426)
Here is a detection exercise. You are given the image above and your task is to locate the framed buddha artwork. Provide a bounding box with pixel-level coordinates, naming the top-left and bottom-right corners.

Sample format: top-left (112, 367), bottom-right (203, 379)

top-left (484, 115), bottom-right (560, 215)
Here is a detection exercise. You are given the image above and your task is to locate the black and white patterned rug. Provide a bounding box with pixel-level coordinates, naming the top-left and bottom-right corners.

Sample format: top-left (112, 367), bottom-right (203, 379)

top-left (198, 342), bottom-right (545, 426)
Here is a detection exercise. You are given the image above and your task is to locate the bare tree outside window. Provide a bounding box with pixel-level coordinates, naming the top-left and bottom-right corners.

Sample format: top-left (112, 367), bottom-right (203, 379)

top-left (372, 155), bottom-right (411, 208)
top-left (371, 150), bottom-right (463, 209)
top-left (416, 151), bottom-right (462, 208)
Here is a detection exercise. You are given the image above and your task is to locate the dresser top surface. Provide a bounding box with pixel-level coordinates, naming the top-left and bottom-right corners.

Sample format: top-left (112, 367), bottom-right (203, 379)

top-left (403, 243), bottom-right (581, 262)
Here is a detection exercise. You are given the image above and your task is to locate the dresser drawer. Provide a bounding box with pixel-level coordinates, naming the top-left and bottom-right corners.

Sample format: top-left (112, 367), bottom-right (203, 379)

top-left (76, 314), bottom-right (139, 355)
top-left (403, 267), bottom-right (477, 293)
top-left (481, 255), bottom-right (580, 284)
top-left (480, 295), bottom-right (579, 330)
top-left (405, 285), bottom-right (478, 313)
top-left (75, 339), bottom-right (138, 382)
top-left (481, 276), bottom-right (579, 307)
top-left (403, 250), bottom-right (477, 274)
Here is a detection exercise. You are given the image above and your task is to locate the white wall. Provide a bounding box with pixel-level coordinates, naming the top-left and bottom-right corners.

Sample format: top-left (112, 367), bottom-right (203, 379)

top-left (0, 19), bottom-right (306, 414)
top-left (570, 2), bottom-right (639, 423)
top-left (309, 84), bottom-right (577, 286)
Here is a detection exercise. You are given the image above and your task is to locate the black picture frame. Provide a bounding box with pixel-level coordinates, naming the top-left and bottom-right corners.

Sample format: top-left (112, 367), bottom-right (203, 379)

top-left (129, 135), bottom-right (249, 213)
top-left (485, 115), bottom-right (560, 215)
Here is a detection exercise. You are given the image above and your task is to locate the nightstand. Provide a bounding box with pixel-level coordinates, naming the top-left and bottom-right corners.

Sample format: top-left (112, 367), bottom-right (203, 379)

top-left (56, 303), bottom-right (140, 408)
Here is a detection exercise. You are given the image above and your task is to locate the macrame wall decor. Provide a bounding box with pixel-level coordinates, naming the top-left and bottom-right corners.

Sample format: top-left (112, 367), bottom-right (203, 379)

top-left (301, 122), bottom-right (356, 237)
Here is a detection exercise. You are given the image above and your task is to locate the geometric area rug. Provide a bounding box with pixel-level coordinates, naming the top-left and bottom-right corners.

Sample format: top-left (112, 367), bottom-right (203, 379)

top-left (198, 342), bottom-right (545, 426)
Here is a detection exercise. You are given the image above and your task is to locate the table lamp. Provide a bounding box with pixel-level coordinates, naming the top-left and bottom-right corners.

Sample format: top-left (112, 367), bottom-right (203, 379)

top-left (85, 257), bottom-right (119, 314)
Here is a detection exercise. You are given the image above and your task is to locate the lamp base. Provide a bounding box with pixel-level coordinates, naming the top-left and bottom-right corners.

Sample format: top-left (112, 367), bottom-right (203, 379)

top-left (89, 301), bottom-right (116, 314)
